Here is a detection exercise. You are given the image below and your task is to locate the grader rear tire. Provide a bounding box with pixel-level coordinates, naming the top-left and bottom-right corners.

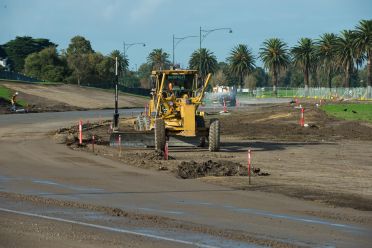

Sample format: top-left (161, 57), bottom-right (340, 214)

top-left (155, 118), bottom-right (166, 151)
top-left (209, 118), bottom-right (220, 152)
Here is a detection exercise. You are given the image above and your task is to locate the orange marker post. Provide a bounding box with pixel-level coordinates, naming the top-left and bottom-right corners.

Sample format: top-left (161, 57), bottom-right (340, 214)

top-left (248, 149), bottom-right (251, 185)
top-left (300, 107), bottom-right (305, 127)
top-left (79, 120), bottom-right (83, 145)
top-left (223, 99), bottom-right (227, 113)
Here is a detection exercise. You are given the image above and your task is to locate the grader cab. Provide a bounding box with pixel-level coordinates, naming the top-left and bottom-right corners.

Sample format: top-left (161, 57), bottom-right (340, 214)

top-left (110, 69), bottom-right (220, 152)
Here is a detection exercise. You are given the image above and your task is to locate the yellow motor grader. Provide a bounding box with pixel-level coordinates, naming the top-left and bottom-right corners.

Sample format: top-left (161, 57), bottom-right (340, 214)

top-left (110, 69), bottom-right (220, 152)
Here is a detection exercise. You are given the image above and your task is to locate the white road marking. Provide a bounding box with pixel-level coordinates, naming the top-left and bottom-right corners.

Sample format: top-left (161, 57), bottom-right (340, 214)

top-left (0, 207), bottom-right (219, 248)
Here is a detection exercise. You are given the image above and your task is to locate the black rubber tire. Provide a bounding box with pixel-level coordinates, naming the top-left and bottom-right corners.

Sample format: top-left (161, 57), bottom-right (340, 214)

top-left (208, 118), bottom-right (220, 152)
top-left (155, 118), bottom-right (166, 151)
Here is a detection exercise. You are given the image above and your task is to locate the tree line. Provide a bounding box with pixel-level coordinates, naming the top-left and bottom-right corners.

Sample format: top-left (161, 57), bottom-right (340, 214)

top-left (0, 19), bottom-right (370, 95)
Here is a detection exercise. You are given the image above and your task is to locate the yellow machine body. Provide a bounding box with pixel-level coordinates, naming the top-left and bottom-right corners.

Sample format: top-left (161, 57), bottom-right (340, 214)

top-left (146, 69), bottom-right (211, 137)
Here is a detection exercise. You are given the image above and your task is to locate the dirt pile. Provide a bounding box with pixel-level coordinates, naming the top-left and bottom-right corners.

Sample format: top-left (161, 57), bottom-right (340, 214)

top-left (177, 160), bottom-right (247, 179)
top-left (143, 150), bottom-right (175, 160)
top-left (54, 122), bottom-right (110, 146)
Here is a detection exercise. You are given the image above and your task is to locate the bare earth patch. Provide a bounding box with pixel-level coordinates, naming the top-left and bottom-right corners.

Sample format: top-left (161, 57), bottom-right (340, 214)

top-left (53, 101), bottom-right (372, 211)
top-left (0, 81), bottom-right (147, 113)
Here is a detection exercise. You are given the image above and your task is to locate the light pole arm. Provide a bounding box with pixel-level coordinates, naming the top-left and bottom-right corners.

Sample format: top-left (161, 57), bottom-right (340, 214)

top-left (173, 35), bottom-right (198, 66)
top-left (200, 27), bottom-right (232, 43)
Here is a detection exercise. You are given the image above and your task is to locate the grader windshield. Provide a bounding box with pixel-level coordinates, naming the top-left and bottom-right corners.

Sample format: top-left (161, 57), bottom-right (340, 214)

top-left (152, 70), bottom-right (202, 98)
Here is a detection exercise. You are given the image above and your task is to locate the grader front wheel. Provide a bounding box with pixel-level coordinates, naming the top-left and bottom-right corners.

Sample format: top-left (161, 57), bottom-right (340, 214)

top-left (209, 119), bottom-right (220, 152)
top-left (155, 118), bottom-right (166, 151)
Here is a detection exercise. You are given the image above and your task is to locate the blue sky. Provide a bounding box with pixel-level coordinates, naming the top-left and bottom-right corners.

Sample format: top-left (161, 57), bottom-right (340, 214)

top-left (1, 0), bottom-right (371, 69)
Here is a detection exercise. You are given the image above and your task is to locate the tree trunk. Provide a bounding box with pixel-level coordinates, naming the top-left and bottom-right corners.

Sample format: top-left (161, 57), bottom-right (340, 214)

top-left (240, 72), bottom-right (244, 88)
top-left (304, 67), bottom-right (309, 97)
top-left (368, 54), bottom-right (371, 98)
top-left (327, 67), bottom-right (332, 89)
top-left (273, 69), bottom-right (278, 97)
top-left (344, 62), bottom-right (350, 88)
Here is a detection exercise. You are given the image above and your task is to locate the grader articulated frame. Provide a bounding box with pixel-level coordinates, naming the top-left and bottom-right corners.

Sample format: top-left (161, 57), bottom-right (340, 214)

top-left (110, 69), bottom-right (220, 152)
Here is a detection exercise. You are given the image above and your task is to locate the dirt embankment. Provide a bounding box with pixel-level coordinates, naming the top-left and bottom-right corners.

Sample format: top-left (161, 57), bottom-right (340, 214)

top-left (0, 82), bottom-right (148, 113)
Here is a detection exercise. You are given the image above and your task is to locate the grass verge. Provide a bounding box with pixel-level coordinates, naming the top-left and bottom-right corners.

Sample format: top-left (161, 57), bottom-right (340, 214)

top-left (321, 103), bottom-right (372, 122)
top-left (0, 85), bottom-right (28, 107)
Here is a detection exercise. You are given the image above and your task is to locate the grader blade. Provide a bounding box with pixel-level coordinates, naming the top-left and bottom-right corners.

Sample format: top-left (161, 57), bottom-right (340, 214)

top-left (110, 131), bottom-right (154, 148)
top-left (110, 132), bottom-right (201, 148)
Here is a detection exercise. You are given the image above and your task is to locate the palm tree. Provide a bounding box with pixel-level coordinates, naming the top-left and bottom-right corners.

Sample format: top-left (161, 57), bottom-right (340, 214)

top-left (259, 38), bottom-right (290, 96)
top-left (189, 48), bottom-right (218, 79)
top-left (227, 44), bottom-right (256, 87)
top-left (291, 38), bottom-right (317, 94)
top-left (316, 33), bottom-right (338, 89)
top-left (110, 50), bottom-right (128, 72)
top-left (353, 19), bottom-right (372, 96)
top-left (335, 30), bottom-right (356, 88)
top-left (147, 49), bottom-right (170, 70)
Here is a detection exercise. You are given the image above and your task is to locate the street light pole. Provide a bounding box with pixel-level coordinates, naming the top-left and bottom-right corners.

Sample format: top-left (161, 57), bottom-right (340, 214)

top-left (113, 42), bottom-right (146, 130)
top-left (113, 57), bottom-right (119, 129)
top-left (199, 26), bottom-right (233, 77)
top-left (172, 34), bottom-right (198, 66)
top-left (122, 42), bottom-right (146, 85)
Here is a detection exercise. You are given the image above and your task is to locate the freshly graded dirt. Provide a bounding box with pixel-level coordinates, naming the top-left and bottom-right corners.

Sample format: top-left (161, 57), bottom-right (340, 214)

top-left (54, 100), bottom-right (372, 211)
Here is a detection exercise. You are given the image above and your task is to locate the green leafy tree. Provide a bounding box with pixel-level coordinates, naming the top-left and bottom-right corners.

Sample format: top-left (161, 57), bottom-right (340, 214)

top-left (210, 70), bottom-right (227, 86)
top-left (227, 44), bottom-right (256, 87)
top-left (110, 49), bottom-right (128, 74)
top-left (2, 36), bottom-right (56, 72)
top-left (24, 46), bottom-right (66, 82)
top-left (291, 38), bottom-right (317, 94)
top-left (353, 19), bottom-right (372, 94)
top-left (189, 48), bottom-right (218, 79)
top-left (65, 36), bottom-right (94, 85)
top-left (96, 50), bottom-right (128, 85)
top-left (137, 63), bottom-right (153, 88)
top-left (316, 33), bottom-right (338, 88)
top-left (259, 38), bottom-right (290, 95)
top-left (0, 45), bottom-right (7, 58)
top-left (335, 30), bottom-right (356, 88)
top-left (147, 49), bottom-right (170, 70)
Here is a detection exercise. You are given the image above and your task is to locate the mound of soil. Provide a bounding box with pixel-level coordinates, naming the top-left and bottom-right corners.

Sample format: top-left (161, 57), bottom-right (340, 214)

top-left (143, 150), bottom-right (175, 160)
top-left (177, 160), bottom-right (247, 179)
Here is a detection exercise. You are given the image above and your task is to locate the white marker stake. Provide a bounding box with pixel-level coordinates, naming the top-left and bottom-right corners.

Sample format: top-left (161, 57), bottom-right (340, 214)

top-left (79, 120), bottom-right (83, 145)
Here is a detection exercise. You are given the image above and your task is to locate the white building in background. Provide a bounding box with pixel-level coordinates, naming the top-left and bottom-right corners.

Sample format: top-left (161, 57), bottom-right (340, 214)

top-left (0, 58), bottom-right (9, 70)
top-left (0, 59), bottom-right (6, 67)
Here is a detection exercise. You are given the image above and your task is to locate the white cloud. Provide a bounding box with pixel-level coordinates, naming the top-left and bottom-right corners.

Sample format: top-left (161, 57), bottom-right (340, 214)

top-left (129, 0), bottom-right (167, 22)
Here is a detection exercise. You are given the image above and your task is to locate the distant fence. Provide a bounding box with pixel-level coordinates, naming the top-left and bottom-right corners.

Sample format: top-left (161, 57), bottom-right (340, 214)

top-left (238, 87), bottom-right (372, 100)
top-left (0, 71), bottom-right (41, 83)
top-left (82, 82), bottom-right (151, 97)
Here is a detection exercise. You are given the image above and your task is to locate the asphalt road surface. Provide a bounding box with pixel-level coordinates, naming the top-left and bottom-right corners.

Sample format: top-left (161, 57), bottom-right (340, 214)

top-left (1, 109), bottom-right (371, 247)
